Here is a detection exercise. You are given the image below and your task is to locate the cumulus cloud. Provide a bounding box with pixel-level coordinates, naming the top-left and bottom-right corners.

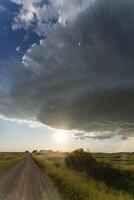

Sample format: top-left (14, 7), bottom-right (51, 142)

top-left (1, 0), bottom-right (134, 140)
top-left (11, 0), bottom-right (92, 36)
top-left (11, 0), bottom-right (58, 36)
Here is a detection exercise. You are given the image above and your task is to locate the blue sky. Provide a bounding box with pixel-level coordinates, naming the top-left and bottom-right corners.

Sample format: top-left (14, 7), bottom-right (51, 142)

top-left (0, 0), bottom-right (42, 60)
top-left (0, 0), bottom-right (134, 152)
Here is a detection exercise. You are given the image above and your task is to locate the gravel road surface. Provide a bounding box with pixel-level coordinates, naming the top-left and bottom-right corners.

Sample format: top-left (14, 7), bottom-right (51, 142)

top-left (0, 156), bottom-right (63, 200)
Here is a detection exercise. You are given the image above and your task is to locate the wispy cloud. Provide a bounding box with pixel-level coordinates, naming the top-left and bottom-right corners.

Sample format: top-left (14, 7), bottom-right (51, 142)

top-left (0, 5), bottom-right (6, 12)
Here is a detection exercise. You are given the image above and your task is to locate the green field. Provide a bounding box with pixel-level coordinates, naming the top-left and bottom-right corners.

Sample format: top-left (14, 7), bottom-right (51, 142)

top-left (92, 152), bottom-right (134, 172)
top-left (0, 152), bottom-right (26, 170)
top-left (33, 150), bottom-right (134, 200)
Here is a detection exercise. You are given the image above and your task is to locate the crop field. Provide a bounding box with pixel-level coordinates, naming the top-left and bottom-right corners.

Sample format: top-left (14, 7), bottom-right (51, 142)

top-left (0, 152), bottom-right (26, 170)
top-left (33, 150), bottom-right (134, 200)
top-left (92, 152), bottom-right (134, 172)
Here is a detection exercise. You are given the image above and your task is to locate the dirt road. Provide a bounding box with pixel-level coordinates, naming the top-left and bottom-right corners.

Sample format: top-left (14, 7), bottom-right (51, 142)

top-left (0, 156), bottom-right (63, 200)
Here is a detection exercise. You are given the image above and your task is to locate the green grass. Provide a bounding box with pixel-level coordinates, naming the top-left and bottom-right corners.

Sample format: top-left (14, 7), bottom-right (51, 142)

top-left (33, 152), bottom-right (134, 200)
top-left (0, 152), bottom-right (26, 170)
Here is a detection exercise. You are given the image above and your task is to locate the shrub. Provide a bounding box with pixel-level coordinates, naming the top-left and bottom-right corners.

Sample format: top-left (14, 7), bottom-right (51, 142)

top-left (65, 149), bottom-right (134, 195)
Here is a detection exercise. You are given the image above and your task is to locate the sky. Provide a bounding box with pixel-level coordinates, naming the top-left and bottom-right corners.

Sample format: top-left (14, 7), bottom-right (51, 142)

top-left (0, 0), bottom-right (134, 152)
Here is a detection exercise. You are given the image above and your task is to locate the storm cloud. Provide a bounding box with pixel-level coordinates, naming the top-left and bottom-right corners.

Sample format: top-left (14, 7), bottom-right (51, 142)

top-left (1, 0), bottom-right (134, 139)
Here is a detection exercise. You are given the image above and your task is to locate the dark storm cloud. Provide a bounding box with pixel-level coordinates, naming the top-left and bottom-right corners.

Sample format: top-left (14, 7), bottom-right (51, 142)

top-left (1, 0), bottom-right (134, 139)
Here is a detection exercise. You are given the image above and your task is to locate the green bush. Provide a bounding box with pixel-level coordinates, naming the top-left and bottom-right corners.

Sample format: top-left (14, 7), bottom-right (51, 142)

top-left (65, 149), bottom-right (134, 195)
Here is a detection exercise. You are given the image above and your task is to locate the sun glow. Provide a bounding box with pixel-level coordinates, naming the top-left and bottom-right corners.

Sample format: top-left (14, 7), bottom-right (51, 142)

top-left (54, 131), bottom-right (68, 144)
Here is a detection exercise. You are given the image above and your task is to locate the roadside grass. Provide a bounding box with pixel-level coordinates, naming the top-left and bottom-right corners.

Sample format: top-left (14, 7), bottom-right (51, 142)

top-left (0, 152), bottom-right (26, 170)
top-left (33, 153), bottom-right (134, 200)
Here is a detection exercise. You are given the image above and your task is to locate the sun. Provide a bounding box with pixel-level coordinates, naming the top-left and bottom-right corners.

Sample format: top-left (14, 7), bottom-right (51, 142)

top-left (54, 131), bottom-right (68, 144)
